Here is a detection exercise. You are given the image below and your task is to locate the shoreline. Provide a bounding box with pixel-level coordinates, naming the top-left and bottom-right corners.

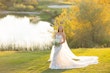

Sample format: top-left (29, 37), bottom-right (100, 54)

top-left (0, 11), bottom-right (41, 14)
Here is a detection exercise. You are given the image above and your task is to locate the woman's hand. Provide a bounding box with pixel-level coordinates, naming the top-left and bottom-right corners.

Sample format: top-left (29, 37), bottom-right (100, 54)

top-left (59, 42), bottom-right (63, 44)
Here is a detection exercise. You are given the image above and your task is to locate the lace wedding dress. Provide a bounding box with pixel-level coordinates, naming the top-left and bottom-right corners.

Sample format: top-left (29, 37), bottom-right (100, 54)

top-left (49, 34), bottom-right (98, 69)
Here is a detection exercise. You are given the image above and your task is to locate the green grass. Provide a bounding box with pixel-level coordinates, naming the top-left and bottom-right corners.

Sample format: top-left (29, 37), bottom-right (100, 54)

top-left (0, 48), bottom-right (110, 73)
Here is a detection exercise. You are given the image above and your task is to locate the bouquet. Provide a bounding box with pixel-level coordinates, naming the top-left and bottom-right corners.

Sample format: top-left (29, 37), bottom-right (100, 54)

top-left (53, 39), bottom-right (60, 46)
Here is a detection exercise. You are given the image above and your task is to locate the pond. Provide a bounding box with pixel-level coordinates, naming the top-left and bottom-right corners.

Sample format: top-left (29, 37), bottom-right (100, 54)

top-left (48, 5), bottom-right (72, 8)
top-left (0, 15), bottom-right (54, 51)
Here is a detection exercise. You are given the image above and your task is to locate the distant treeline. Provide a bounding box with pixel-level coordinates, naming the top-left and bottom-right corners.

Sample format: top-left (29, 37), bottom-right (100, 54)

top-left (0, 0), bottom-right (38, 11)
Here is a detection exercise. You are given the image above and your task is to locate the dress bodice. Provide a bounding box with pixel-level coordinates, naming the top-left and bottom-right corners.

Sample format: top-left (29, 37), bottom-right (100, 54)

top-left (55, 34), bottom-right (62, 42)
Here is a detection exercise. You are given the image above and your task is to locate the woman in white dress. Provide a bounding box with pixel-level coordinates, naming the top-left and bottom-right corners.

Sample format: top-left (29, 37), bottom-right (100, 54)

top-left (49, 25), bottom-right (98, 69)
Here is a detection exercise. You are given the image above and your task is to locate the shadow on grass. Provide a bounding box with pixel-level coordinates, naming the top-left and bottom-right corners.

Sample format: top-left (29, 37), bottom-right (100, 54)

top-left (41, 68), bottom-right (71, 73)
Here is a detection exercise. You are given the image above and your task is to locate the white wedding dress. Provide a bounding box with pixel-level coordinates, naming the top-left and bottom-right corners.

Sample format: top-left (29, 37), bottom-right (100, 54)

top-left (49, 34), bottom-right (98, 69)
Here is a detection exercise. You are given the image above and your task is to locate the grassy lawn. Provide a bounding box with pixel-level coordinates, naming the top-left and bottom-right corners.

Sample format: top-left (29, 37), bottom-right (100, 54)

top-left (0, 48), bottom-right (110, 73)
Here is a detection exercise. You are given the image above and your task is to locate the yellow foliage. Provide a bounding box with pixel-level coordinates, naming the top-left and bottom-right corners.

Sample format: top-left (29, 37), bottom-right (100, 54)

top-left (54, 0), bottom-right (110, 48)
top-left (73, 0), bottom-right (110, 4)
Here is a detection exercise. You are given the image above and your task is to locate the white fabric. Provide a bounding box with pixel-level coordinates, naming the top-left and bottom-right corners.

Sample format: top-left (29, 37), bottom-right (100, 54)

top-left (49, 35), bottom-right (98, 69)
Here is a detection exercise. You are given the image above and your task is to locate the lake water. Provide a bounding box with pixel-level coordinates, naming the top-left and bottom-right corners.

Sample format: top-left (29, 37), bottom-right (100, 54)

top-left (0, 15), bottom-right (54, 51)
top-left (48, 5), bottom-right (71, 8)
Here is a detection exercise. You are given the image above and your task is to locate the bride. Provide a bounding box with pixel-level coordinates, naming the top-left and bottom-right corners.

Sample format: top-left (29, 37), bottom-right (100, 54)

top-left (48, 25), bottom-right (98, 69)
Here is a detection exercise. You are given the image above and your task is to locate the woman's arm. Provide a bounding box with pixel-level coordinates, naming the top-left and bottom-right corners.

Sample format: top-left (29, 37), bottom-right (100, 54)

top-left (60, 33), bottom-right (66, 44)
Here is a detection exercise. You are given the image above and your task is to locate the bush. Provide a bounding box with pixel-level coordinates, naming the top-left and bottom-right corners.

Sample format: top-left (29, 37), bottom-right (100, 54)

top-left (26, 5), bottom-right (34, 10)
top-left (13, 3), bottom-right (36, 11)
top-left (13, 3), bottom-right (26, 10)
top-left (0, 2), bottom-right (7, 10)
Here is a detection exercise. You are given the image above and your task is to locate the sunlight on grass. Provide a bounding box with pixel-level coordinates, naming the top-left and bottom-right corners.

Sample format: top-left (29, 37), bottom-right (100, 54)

top-left (0, 48), bottom-right (110, 73)
top-left (0, 51), bottom-right (16, 56)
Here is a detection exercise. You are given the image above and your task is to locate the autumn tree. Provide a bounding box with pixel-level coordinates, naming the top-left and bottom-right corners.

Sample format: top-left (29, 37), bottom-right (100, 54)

top-left (54, 0), bottom-right (110, 48)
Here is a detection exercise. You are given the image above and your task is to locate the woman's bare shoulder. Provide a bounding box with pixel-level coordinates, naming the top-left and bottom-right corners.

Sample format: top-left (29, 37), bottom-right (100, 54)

top-left (54, 32), bottom-right (58, 37)
top-left (60, 32), bottom-right (66, 38)
top-left (62, 32), bottom-right (66, 36)
top-left (55, 32), bottom-right (58, 35)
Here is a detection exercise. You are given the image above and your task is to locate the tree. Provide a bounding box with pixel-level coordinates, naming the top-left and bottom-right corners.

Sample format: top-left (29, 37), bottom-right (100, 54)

top-left (54, 0), bottom-right (110, 48)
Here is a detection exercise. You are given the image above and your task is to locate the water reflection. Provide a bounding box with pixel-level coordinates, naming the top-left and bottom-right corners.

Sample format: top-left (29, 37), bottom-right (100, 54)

top-left (0, 15), bottom-right (54, 51)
